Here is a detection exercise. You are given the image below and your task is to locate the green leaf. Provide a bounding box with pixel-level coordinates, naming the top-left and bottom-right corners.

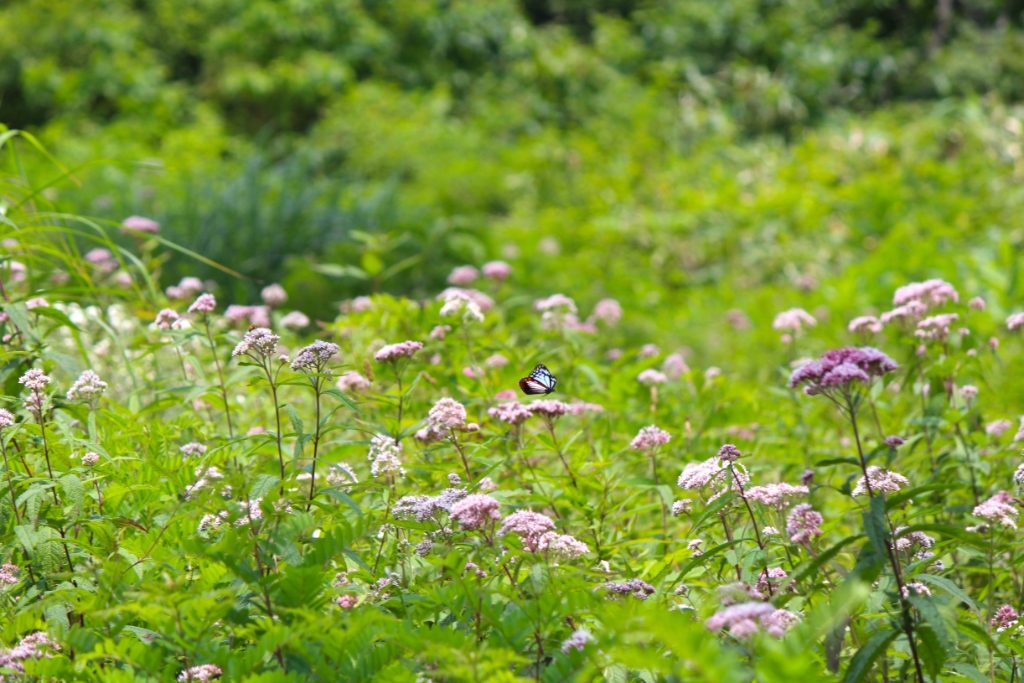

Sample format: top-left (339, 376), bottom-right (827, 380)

top-left (60, 473), bottom-right (85, 518)
top-left (285, 404), bottom-right (305, 437)
top-left (250, 474), bottom-right (280, 499)
top-left (842, 628), bottom-right (899, 683)
top-left (916, 624), bottom-right (946, 680)
top-left (863, 496), bottom-right (889, 560)
top-left (915, 574), bottom-right (979, 613)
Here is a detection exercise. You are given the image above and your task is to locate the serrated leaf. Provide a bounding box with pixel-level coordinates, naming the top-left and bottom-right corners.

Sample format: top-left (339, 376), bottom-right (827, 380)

top-left (915, 574), bottom-right (979, 613)
top-left (250, 474), bottom-right (280, 499)
top-left (285, 404), bottom-right (304, 438)
top-left (917, 624), bottom-right (946, 680)
top-left (60, 473), bottom-right (85, 518)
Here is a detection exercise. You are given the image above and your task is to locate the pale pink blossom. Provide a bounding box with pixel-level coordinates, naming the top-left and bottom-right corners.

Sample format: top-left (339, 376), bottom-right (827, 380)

top-left (499, 510), bottom-right (556, 551)
top-left (336, 371), bottom-right (371, 393)
top-left (449, 494), bottom-right (501, 530)
top-left (773, 308), bottom-right (816, 332)
top-left (630, 426), bottom-right (671, 450)
top-left (0, 563), bottom-right (20, 585)
top-left (290, 340), bottom-right (339, 371)
top-left (488, 401), bottom-right (532, 426)
top-left (260, 283), bottom-right (287, 306)
top-left (968, 296), bottom-right (986, 311)
top-left (638, 343), bottom-right (660, 358)
top-left (368, 434), bottom-right (404, 477)
top-left (280, 311), bottom-right (310, 329)
top-left (973, 491), bottom-right (1018, 529)
top-left (663, 352), bottom-right (689, 379)
top-left (122, 215), bottom-right (160, 233)
top-left (528, 400), bottom-right (570, 420)
top-left (848, 315), bottom-right (883, 334)
top-left (1008, 312), bottom-right (1024, 331)
top-left (188, 293), bottom-right (216, 315)
top-left (232, 327), bottom-right (280, 358)
top-left (637, 369), bottom-right (667, 385)
top-left (81, 451), bottom-right (100, 467)
top-left (786, 504), bottom-right (823, 544)
top-left (481, 261), bottom-right (512, 281)
top-left (154, 308), bottom-right (180, 330)
top-left (560, 629), bottom-right (594, 653)
top-left (744, 483), bottom-right (809, 509)
top-left (992, 605), bottom-right (1020, 631)
top-left (25, 297), bottom-right (48, 310)
top-left (178, 664), bottom-right (222, 682)
top-left (429, 325), bottom-right (451, 340)
top-left (852, 466), bottom-right (910, 497)
top-left (18, 368), bottom-right (50, 391)
top-left (374, 340), bottom-right (423, 362)
top-left (484, 353), bottom-right (508, 369)
top-left (603, 579), bottom-right (656, 599)
top-left (590, 298), bottom-right (622, 325)
top-left (447, 265), bottom-right (480, 285)
top-left (66, 370), bottom-right (107, 402)
top-left (893, 279), bottom-right (959, 307)
top-left (881, 300), bottom-right (927, 325)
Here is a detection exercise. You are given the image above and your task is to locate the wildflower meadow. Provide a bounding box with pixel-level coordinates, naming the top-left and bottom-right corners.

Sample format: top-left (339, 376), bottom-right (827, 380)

top-left (3, 176), bottom-right (1024, 681)
top-left (4, 2), bottom-right (1024, 681)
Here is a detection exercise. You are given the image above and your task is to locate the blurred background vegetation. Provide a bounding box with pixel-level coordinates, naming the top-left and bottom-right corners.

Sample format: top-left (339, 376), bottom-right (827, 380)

top-left (2, 0), bottom-right (1024, 358)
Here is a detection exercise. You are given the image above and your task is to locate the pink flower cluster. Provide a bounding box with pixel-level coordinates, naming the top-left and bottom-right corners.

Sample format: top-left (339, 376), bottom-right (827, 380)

top-left (637, 369), bottom-right (668, 385)
top-left (290, 340), bottom-right (339, 372)
top-left (232, 327), bottom-right (280, 359)
top-left (788, 346), bottom-right (897, 396)
top-left (848, 315), bottom-right (883, 334)
top-left (122, 215), bottom-right (160, 233)
top-left (368, 434), bottom-right (405, 477)
top-left (706, 602), bottom-right (798, 638)
top-left (745, 483), bottom-right (809, 509)
top-left (67, 370), bottom-right (107, 403)
top-left (374, 340), bottom-right (423, 362)
top-left (498, 510), bottom-right (555, 551)
top-left (177, 664), bottom-right (223, 682)
top-left (187, 293), bottom-right (217, 315)
top-left (336, 371), bottom-right (371, 393)
top-left (915, 313), bottom-right (959, 341)
top-left (786, 504), bottom-right (823, 544)
top-left (449, 494), bottom-right (501, 530)
top-left (852, 466), bottom-right (910, 497)
top-left (225, 304), bottom-right (271, 327)
top-left (772, 308), bottom-right (816, 332)
top-left (603, 579), bottom-right (656, 600)
top-left (973, 491), bottom-right (1018, 529)
top-left (66, 370), bottom-right (108, 402)
top-left (488, 401), bottom-right (532, 426)
top-left (892, 278), bottom-right (959, 308)
top-left (0, 631), bottom-right (61, 674)
top-left (0, 563), bottom-right (19, 585)
top-left (560, 628), bottom-right (594, 653)
top-left (166, 276), bottom-right (204, 300)
top-left (630, 425), bottom-right (671, 451)
top-left (260, 283), bottom-right (287, 306)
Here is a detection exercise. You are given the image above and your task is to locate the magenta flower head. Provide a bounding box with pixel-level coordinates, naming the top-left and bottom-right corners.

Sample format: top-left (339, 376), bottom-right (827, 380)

top-left (154, 308), bottom-right (180, 330)
top-left (374, 340), bottom-right (423, 363)
top-left (187, 293), bottom-right (217, 315)
top-left (885, 435), bottom-right (905, 448)
top-left (631, 425), bottom-right (671, 451)
top-left (788, 346), bottom-right (897, 397)
top-left (428, 397), bottom-right (468, 430)
top-left (449, 493), bottom-right (501, 530)
top-left (121, 215), bottom-right (160, 234)
top-left (992, 605), bottom-right (1020, 631)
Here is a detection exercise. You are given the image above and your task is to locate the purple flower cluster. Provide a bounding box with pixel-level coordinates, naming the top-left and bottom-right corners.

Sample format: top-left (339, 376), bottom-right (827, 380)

top-left (290, 340), bottom-right (340, 372)
top-left (232, 327), bottom-right (280, 359)
top-left (788, 346), bottom-right (897, 396)
top-left (786, 504), bottom-right (823, 544)
top-left (603, 578), bottom-right (656, 600)
top-left (0, 563), bottom-right (19, 585)
top-left (560, 628), bottom-right (594, 653)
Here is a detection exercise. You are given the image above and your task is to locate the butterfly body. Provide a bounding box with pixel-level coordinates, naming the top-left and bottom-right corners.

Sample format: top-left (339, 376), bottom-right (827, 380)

top-left (519, 363), bottom-right (558, 395)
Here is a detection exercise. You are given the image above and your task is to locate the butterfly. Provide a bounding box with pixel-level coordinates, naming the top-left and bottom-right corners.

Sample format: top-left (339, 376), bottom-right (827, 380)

top-left (518, 363), bottom-right (558, 395)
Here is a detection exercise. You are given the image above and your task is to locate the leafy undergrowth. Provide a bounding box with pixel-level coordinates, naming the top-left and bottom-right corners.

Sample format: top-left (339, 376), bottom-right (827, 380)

top-left (2, 145), bottom-right (1024, 683)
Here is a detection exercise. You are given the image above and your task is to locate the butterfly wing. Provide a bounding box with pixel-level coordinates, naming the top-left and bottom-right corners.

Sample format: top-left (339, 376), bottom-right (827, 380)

top-left (519, 363), bottom-right (557, 395)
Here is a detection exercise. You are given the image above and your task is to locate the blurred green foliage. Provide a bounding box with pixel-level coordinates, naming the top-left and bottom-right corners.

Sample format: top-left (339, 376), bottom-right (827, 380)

top-left (2, 0), bottom-right (1024, 323)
